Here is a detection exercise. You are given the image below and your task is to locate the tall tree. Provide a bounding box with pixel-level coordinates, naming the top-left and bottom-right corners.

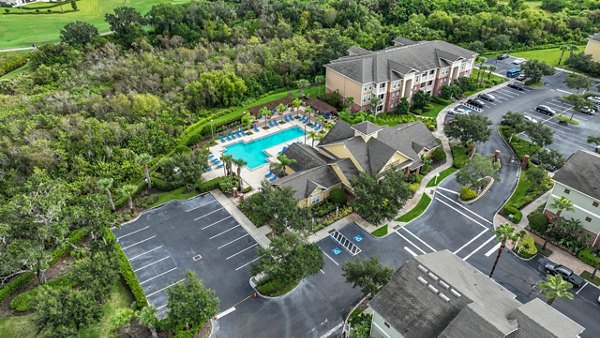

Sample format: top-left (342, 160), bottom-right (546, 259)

top-left (137, 153), bottom-right (152, 189)
top-left (526, 123), bottom-right (553, 147)
top-left (445, 114), bottom-right (492, 146)
top-left (232, 158), bottom-right (247, 190)
top-left (558, 45), bottom-right (569, 65)
top-left (220, 154), bottom-right (233, 176)
top-left (587, 135), bottom-right (600, 147)
top-left (456, 153), bottom-right (498, 189)
top-left (60, 21), bottom-right (98, 46)
top-left (160, 151), bottom-right (209, 192)
top-left (520, 60), bottom-right (555, 83)
top-left (489, 224), bottom-right (525, 278)
top-left (121, 184), bottom-right (138, 214)
top-left (308, 130), bottom-right (323, 147)
top-left (564, 74), bottom-right (591, 93)
top-left (542, 196), bottom-right (574, 250)
top-left (105, 6), bottom-right (146, 48)
top-left (259, 106), bottom-right (272, 126)
top-left (98, 178), bottom-right (116, 211)
top-left (487, 65), bottom-right (497, 80)
top-left (296, 79), bottom-right (311, 97)
top-left (166, 270), bottom-right (219, 332)
top-left (314, 75), bottom-right (325, 97)
top-left (276, 103), bottom-right (287, 115)
top-left (538, 274), bottom-right (574, 306)
top-left (370, 96), bottom-right (382, 113)
top-left (342, 257), bottom-right (394, 297)
top-left (35, 288), bottom-right (102, 337)
top-left (274, 154), bottom-right (297, 176)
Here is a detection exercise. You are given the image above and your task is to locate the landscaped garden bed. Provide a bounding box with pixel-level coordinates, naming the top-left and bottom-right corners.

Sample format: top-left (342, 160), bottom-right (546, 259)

top-left (256, 277), bottom-right (300, 297)
top-left (397, 194), bottom-right (431, 222)
top-left (371, 224), bottom-right (388, 237)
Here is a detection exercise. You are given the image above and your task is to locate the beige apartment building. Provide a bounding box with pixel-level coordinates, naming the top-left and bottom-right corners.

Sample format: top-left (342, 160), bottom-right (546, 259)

top-left (584, 33), bottom-right (600, 62)
top-left (324, 37), bottom-right (477, 114)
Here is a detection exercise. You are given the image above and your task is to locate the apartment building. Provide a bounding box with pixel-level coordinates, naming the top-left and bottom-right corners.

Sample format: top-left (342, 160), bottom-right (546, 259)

top-left (324, 37), bottom-right (477, 114)
top-left (584, 33), bottom-right (600, 62)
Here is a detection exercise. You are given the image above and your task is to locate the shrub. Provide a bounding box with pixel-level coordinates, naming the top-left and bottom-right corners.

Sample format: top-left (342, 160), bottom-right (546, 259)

top-left (185, 132), bottom-right (204, 147)
top-left (0, 273), bottom-right (34, 303)
top-left (578, 247), bottom-right (600, 267)
top-left (501, 205), bottom-right (519, 220)
top-left (10, 273), bottom-right (75, 312)
top-left (511, 210), bottom-right (522, 223)
top-left (527, 211), bottom-right (549, 234)
top-left (460, 187), bottom-right (477, 201)
top-left (451, 145), bottom-right (469, 168)
top-left (173, 145), bottom-right (191, 154)
top-left (312, 200), bottom-right (337, 217)
top-left (197, 176), bottom-right (226, 192)
top-left (329, 187), bottom-right (347, 206)
top-left (431, 148), bottom-right (446, 163)
top-left (516, 236), bottom-right (538, 259)
top-left (152, 175), bottom-right (180, 192)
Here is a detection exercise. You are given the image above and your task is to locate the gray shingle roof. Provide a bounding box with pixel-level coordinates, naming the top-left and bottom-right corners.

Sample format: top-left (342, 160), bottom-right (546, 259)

top-left (552, 150), bottom-right (600, 200)
top-left (325, 39), bottom-right (476, 83)
top-left (318, 120), bottom-right (355, 146)
top-left (392, 37), bottom-right (417, 46)
top-left (335, 158), bottom-right (360, 180)
top-left (271, 166), bottom-right (340, 200)
top-left (347, 46), bottom-right (372, 56)
top-left (509, 298), bottom-right (584, 337)
top-left (283, 143), bottom-right (331, 172)
top-left (352, 121), bottom-right (382, 135)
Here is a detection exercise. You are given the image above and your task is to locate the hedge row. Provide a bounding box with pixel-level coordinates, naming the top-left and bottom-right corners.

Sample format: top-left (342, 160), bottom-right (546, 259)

top-left (104, 228), bottom-right (147, 308)
top-left (197, 176), bottom-right (228, 193)
top-left (500, 205), bottom-right (523, 223)
top-left (0, 55), bottom-right (27, 77)
top-left (0, 273), bottom-right (34, 303)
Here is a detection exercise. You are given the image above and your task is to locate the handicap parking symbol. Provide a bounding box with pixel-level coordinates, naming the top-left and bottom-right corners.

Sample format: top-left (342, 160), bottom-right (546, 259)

top-left (353, 234), bottom-right (364, 242)
top-left (332, 247), bottom-right (342, 256)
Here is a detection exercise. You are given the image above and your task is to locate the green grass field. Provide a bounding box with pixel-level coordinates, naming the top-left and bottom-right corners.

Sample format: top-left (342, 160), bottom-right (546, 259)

top-left (152, 187), bottom-right (197, 207)
top-left (397, 194), bottom-right (431, 222)
top-left (0, 0), bottom-right (192, 49)
top-left (511, 46), bottom-right (586, 67)
top-left (426, 167), bottom-right (457, 187)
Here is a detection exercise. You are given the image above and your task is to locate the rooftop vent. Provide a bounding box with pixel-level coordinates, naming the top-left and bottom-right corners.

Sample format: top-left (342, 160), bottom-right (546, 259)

top-left (427, 285), bottom-right (439, 294)
top-left (427, 272), bottom-right (439, 281)
top-left (438, 293), bottom-right (450, 302)
top-left (438, 280), bottom-right (450, 289)
top-left (450, 289), bottom-right (462, 297)
top-left (418, 264), bottom-right (428, 273)
top-left (417, 276), bottom-right (428, 285)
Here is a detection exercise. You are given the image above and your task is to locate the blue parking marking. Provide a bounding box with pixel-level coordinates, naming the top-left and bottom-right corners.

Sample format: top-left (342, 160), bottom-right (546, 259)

top-left (353, 234), bottom-right (363, 242)
top-left (332, 247), bottom-right (342, 256)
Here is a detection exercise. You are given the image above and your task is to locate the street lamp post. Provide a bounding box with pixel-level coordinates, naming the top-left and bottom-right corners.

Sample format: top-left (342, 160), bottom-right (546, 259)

top-left (211, 119), bottom-right (214, 139)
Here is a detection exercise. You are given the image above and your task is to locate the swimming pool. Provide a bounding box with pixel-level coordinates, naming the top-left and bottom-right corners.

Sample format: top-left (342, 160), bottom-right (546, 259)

top-left (223, 126), bottom-right (305, 169)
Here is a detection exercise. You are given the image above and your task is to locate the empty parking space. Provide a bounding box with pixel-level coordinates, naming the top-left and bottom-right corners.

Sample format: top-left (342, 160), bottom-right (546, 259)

top-left (112, 192), bottom-right (259, 317)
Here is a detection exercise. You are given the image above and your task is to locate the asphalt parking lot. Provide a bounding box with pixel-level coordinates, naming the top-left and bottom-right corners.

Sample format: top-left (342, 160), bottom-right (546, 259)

top-left (112, 192), bottom-right (259, 316)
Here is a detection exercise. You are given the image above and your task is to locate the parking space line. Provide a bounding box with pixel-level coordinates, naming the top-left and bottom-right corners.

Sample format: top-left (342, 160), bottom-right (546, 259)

top-left (404, 246), bottom-right (417, 257)
top-left (436, 192), bottom-right (493, 225)
top-left (201, 216), bottom-right (233, 230)
top-left (209, 224), bottom-right (241, 239)
top-left (140, 267), bottom-right (178, 285)
top-left (453, 228), bottom-right (489, 255)
top-left (185, 199), bottom-right (217, 212)
top-left (218, 233), bottom-right (249, 249)
top-left (437, 186), bottom-right (459, 195)
top-left (395, 231), bottom-right (426, 254)
top-left (193, 207), bottom-right (224, 221)
top-left (496, 89), bottom-right (520, 97)
top-left (147, 279), bottom-right (185, 297)
top-left (130, 246), bottom-right (163, 261)
top-left (134, 256), bottom-right (170, 272)
top-left (122, 235), bottom-right (156, 250)
top-left (435, 195), bottom-right (490, 229)
top-left (401, 227), bottom-right (437, 252)
top-left (117, 226), bottom-right (150, 240)
top-left (156, 303), bottom-right (167, 310)
top-left (235, 256), bottom-right (261, 271)
top-left (556, 89), bottom-right (572, 94)
top-left (226, 243), bottom-right (258, 259)
top-left (322, 251), bottom-right (339, 266)
top-left (215, 306), bottom-right (237, 320)
top-left (320, 269), bottom-right (325, 274)
top-left (463, 236), bottom-right (496, 261)
top-left (576, 282), bottom-right (588, 295)
top-left (485, 242), bottom-right (502, 257)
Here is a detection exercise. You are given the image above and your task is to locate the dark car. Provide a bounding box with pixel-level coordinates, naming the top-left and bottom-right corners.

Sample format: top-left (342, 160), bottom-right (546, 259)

top-left (467, 98), bottom-right (485, 108)
top-left (497, 53), bottom-right (510, 60)
top-left (515, 73), bottom-right (527, 81)
top-left (544, 262), bottom-right (585, 288)
top-left (478, 93), bottom-right (496, 102)
top-left (536, 105), bottom-right (556, 116)
top-left (507, 82), bottom-right (525, 91)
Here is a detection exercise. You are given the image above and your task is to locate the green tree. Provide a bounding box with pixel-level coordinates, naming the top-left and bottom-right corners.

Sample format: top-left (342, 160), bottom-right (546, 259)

top-left (71, 252), bottom-right (118, 296)
top-left (411, 90), bottom-right (431, 110)
top-left (456, 153), bottom-right (498, 189)
top-left (98, 178), bottom-right (116, 211)
top-left (314, 75), bottom-right (325, 97)
top-left (538, 274), bottom-right (574, 306)
top-left (564, 74), bottom-right (591, 93)
top-left (370, 96), bottom-right (382, 113)
top-left (166, 270), bottom-right (219, 332)
top-left (520, 60), bottom-right (555, 83)
top-left (558, 45), bottom-right (569, 65)
top-left (342, 257), bottom-right (394, 296)
top-left (276, 103), bottom-right (287, 115)
top-left (445, 114), bottom-right (492, 145)
top-left (120, 184), bottom-right (138, 214)
top-left (60, 21), bottom-right (98, 46)
top-left (184, 70), bottom-right (247, 109)
top-left (274, 154), bottom-right (297, 176)
top-left (137, 306), bottom-right (158, 338)
top-left (543, 196), bottom-right (574, 250)
top-left (137, 153), bottom-right (152, 189)
top-left (105, 6), bottom-right (146, 48)
top-left (308, 130), bottom-right (324, 147)
top-left (487, 65), bottom-right (497, 80)
top-left (35, 288), bottom-right (102, 337)
top-left (241, 112), bottom-right (254, 129)
top-left (489, 224), bottom-right (525, 278)
top-left (220, 154), bottom-right (233, 177)
top-left (70, 0), bottom-right (78, 11)
top-left (240, 184), bottom-right (305, 232)
top-left (345, 96), bottom-right (355, 109)
top-left (527, 123), bottom-right (553, 147)
top-left (501, 111), bottom-right (529, 133)
top-left (161, 151), bottom-right (209, 192)
top-left (533, 148), bottom-right (564, 171)
top-left (296, 79), bottom-right (311, 97)
top-left (396, 97), bottom-right (410, 114)
top-left (292, 98), bottom-right (302, 111)
top-left (111, 308), bottom-right (135, 334)
top-left (259, 106), bottom-right (272, 126)
top-left (252, 232), bottom-right (323, 284)
top-left (350, 170), bottom-right (412, 225)
top-left (232, 158), bottom-right (247, 190)
top-left (587, 135), bottom-right (600, 147)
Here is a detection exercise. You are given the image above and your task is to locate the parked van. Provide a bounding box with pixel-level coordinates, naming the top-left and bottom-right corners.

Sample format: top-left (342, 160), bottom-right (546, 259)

top-left (506, 68), bottom-right (521, 78)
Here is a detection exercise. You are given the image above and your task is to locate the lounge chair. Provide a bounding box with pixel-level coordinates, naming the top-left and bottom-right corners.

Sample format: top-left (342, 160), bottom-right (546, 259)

top-left (253, 125), bottom-right (260, 132)
top-left (278, 146), bottom-right (288, 155)
top-left (230, 131), bottom-right (236, 139)
top-left (208, 154), bottom-right (214, 159)
top-left (236, 130), bottom-right (242, 138)
top-left (269, 175), bottom-right (278, 181)
top-left (273, 119), bottom-right (280, 126)
top-left (303, 118), bottom-right (310, 124)
top-left (265, 169), bottom-right (274, 177)
top-left (268, 120), bottom-right (274, 128)
top-left (219, 135), bottom-right (226, 143)
top-left (216, 163), bottom-right (224, 168)
top-left (284, 115), bottom-right (290, 122)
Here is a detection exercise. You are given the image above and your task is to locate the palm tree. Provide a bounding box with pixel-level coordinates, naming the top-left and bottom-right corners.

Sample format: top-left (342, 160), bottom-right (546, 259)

top-left (307, 130), bottom-right (323, 147)
top-left (276, 103), bottom-right (287, 116)
top-left (136, 153), bottom-right (152, 189)
top-left (232, 158), bottom-right (247, 190)
top-left (241, 112), bottom-right (254, 129)
top-left (121, 184), bottom-right (138, 214)
top-left (476, 56), bottom-right (486, 82)
top-left (542, 196), bottom-right (575, 250)
top-left (538, 274), bottom-right (574, 306)
top-left (558, 45), bottom-right (569, 65)
top-left (274, 154), bottom-right (297, 176)
top-left (296, 79), bottom-right (311, 98)
top-left (370, 96), bottom-right (382, 113)
top-left (305, 106), bottom-right (314, 120)
top-left (487, 65), bottom-right (497, 80)
top-left (98, 178), bottom-right (116, 211)
top-left (291, 98), bottom-right (302, 112)
top-left (220, 154), bottom-right (233, 176)
top-left (478, 65), bottom-right (488, 84)
top-left (345, 96), bottom-right (355, 109)
top-left (568, 45), bottom-right (579, 58)
top-left (489, 224), bottom-right (525, 278)
top-left (137, 305), bottom-right (158, 338)
top-left (314, 75), bottom-right (325, 97)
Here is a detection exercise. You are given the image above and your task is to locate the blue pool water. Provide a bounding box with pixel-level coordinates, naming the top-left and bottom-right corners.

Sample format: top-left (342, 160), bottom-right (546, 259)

top-left (223, 126), bottom-right (305, 169)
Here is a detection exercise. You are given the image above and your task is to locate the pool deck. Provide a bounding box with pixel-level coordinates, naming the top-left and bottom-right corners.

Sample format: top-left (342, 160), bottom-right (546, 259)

top-left (203, 109), bottom-right (327, 190)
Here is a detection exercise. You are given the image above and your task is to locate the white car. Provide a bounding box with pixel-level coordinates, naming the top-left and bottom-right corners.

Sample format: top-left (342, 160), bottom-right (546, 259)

top-left (512, 58), bottom-right (526, 65)
top-left (453, 108), bottom-right (470, 115)
top-left (523, 114), bottom-right (537, 123)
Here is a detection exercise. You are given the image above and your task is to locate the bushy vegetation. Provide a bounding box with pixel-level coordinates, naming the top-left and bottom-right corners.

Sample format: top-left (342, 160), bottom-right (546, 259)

top-left (516, 236), bottom-right (538, 259)
top-left (451, 145), bottom-right (470, 168)
top-left (502, 167), bottom-right (552, 217)
top-left (460, 187), bottom-right (478, 201)
top-left (0, 55), bottom-right (28, 77)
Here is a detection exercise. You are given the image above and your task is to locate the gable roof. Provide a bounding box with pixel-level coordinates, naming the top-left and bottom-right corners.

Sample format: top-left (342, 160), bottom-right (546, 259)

top-left (283, 143), bottom-right (331, 172)
top-left (271, 166), bottom-right (341, 200)
top-left (552, 150), bottom-right (600, 200)
top-left (318, 120), bottom-right (355, 146)
top-left (509, 298), bottom-right (584, 337)
top-left (325, 39), bottom-right (476, 83)
top-left (352, 121), bottom-right (383, 135)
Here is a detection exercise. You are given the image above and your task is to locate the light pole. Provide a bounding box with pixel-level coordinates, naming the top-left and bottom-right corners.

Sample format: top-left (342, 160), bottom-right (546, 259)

top-left (211, 119), bottom-right (214, 139)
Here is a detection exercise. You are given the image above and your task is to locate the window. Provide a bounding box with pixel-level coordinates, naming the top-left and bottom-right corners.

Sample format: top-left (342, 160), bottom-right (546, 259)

top-left (586, 216), bottom-right (592, 222)
top-left (311, 195), bottom-right (320, 205)
top-left (416, 75), bottom-right (420, 82)
top-left (593, 201), bottom-right (599, 207)
top-left (460, 62), bottom-right (466, 69)
top-left (379, 94), bottom-right (384, 99)
top-left (362, 96), bottom-right (368, 103)
top-left (429, 69), bottom-right (435, 75)
top-left (392, 81), bottom-right (399, 89)
top-left (441, 67), bottom-right (449, 75)
top-left (379, 83), bottom-right (386, 89)
top-left (427, 80), bottom-right (433, 86)
top-left (363, 85), bottom-right (369, 92)
top-left (384, 322), bottom-right (390, 328)
top-left (564, 188), bottom-right (570, 194)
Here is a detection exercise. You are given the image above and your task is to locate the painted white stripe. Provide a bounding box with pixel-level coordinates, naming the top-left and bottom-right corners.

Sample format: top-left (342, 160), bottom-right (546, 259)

top-left (453, 229), bottom-right (489, 254)
top-left (134, 256), bottom-right (170, 272)
top-left (218, 234), bottom-right (249, 249)
top-left (122, 235), bottom-right (156, 250)
top-left (226, 243), bottom-right (258, 259)
top-left (235, 256), bottom-right (261, 271)
top-left (401, 227), bottom-right (437, 252)
top-left (576, 282), bottom-right (588, 295)
top-left (194, 207), bottom-right (224, 221)
top-left (395, 231), bottom-right (426, 254)
top-left (209, 224), bottom-right (241, 239)
top-left (215, 306), bottom-right (236, 320)
top-left (437, 186), bottom-right (459, 195)
top-left (435, 197), bottom-right (489, 230)
top-left (321, 322), bottom-right (344, 338)
top-left (156, 303), bottom-right (167, 310)
top-left (556, 89), bottom-right (573, 94)
top-left (147, 279), bottom-right (185, 297)
top-left (185, 199), bottom-right (217, 212)
top-left (323, 251), bottom-right (339, 266)
top-left (140, 267), bottom-right (178, 285)
top-left (202, 216), bottom-right (233, 230)
top-left (485, 243), bottom-right (502, 257)
top-left (404, 246), bottom-right (417, 257)
top-left (117, 226), bottom-right (150, 240)
top-left (436, 192), bottom-right (493, 225)
top-left (129, 246), bottom-right (163, 261)
top-left (463, 236), bottom-right (497, 261)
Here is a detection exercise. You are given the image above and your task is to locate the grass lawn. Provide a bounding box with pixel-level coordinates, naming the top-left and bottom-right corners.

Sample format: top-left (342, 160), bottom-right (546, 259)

top-left (0, 63), bottom-right (31, 80)
top-left (511, 46), bottom-right (585, 67)
top-left (371, 224), bottom-right (388, 237)
top-left (422, 102), bottom-right (446, 118)
top-left (152, 187), bottom-right (197, 207)
top-left (471, 68), bottom-right (506, 84)
top-left (0, 0), bottom-right (193, 49)
top-left (397, 194), bottom-right (431, 222)
top-left (451, 145), bottom-right (470, 168)
top-left (426, 167), bottom-right (457, 187)
top-left (0, 315), bottom-right (38, 338)
top-left (581, 271), bottom-right (600, 286)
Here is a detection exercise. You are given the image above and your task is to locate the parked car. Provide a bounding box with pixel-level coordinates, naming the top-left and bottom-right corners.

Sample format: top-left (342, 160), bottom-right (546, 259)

top-left (587, 96), bottom-right (600, 104)
top-left (450, 108), bottom-right (470, 115)
top-left (516, 73), bottom-right (527, 81)
top-left (507, 82), bottom-right (525, 91)
top-left (497, 53), bottom-right (510, 60)
top-left (478, 93), bottom-right (496, 102)
top-left (581, 106), bottom-right (596, 115)
top-left (523, 115), bottom-right (537, 123)
top-left (544, 262), bottom-right (586, 288)
top-left (467, 98), bottom-right (486, 108)
top-left (536, 105), bottom-right (556, 116)
top-left (512, 58), bottom-right (526, 65)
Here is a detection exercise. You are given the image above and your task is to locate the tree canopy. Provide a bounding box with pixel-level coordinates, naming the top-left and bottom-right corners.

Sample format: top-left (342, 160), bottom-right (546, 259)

top-left (445, 114), bottom-right (492, 145)
top-left (342, 257), bottom-right (394, 296)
